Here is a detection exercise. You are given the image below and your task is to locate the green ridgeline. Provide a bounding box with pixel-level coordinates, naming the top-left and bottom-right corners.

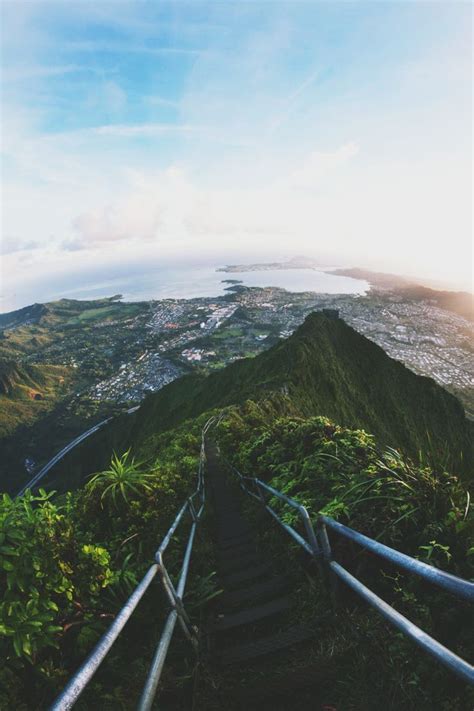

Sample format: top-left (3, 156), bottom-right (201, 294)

top-left (128, 312), bottom-right (473, 477)
top-left (2, 309), bottom-right (474, 709)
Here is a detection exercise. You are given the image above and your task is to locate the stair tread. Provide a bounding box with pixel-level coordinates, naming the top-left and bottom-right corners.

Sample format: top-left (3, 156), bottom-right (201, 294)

top-left (218, 543), bottom-right (257, 561)
top-left (233, 660), bottom-right (338, 700)
top-left (222, 576), bottom-right (288, 607)
top-left (221, 623), bottom-right (317, 665)
top-left (219, 534), bottom-right (255, 550)
top-left (218, 523), bottom-right (252, 535)
top-left (219, 554), bottom-right (263, 575)
top-left (209, 596), bottom-right (291, 632)
top-left (222, 562), bottom-right (271, 587)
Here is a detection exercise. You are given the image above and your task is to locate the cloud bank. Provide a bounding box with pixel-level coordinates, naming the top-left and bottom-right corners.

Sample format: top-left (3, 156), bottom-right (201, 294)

top-left (1, 1), bottom-right (472, 312)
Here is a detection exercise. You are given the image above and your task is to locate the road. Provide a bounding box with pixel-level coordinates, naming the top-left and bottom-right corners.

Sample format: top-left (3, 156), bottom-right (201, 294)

top-left (15, 407), bottom-right (139, 497)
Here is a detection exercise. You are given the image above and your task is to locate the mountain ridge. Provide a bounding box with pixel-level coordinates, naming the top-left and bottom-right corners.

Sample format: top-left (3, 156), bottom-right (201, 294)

top-left (130, 312), bottom-right (473, 474)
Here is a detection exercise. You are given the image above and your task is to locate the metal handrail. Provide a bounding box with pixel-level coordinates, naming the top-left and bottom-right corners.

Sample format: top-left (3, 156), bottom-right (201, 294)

top-left (231, 465), bottom-right (474, 686)
top-left (232, 468), bottom-right (320, 558)
top-left (50, 415), bottom-right (217, 711)
top-left (321, 516), bottom-right (474, 602)
top-left (16, 417), bottom-right (114, 497)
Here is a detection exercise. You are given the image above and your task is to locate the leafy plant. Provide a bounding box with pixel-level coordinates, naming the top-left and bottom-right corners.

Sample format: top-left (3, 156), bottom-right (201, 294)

top-left (86, 449), bottom-right (154, 507)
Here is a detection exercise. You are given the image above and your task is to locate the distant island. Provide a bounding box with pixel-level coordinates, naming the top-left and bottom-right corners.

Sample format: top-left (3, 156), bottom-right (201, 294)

top-left (217, 256), bottom-right (322, 273)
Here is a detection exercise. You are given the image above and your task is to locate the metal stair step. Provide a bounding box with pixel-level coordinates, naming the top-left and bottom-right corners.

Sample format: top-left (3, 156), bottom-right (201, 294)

top-left (222, 563), bottom-right (272, 588)
top-left (217, 516), bottom-right (248, 528)
top-left (218, 522), bottom-right (252, 536)
top-left (220, 623), bottom-right (317, 665)
top-left (219, 534), bottom-right (255, 550)
top-left (217, 516), bottom-right (246, 526)
top-left (209, 596), bottom-right (291, 632)
top-left (233, 660), bottom-right (338, 701)
top-left (217, 508), bottom-right (243, 517)
top-left (218, 543), bottom-right (257, 563)
top-left (219, 553), bottom-right (262, 575)
top-left (222, 576), bottom-right (289, 608)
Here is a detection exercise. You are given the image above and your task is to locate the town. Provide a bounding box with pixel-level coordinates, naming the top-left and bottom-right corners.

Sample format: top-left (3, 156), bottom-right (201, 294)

top-left (77, 285), bottom-right (474, 417)
top-left (1, 282), bottom-right (472, 485)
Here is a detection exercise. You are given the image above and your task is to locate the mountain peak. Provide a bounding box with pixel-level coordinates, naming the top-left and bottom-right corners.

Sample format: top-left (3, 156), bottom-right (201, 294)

top-left (129, 311), bottom-right (472, 474)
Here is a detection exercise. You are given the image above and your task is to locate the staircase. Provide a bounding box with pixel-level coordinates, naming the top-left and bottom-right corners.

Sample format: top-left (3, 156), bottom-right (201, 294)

top-left (49, 427), bottom-right (474, 710)
top-left (201, 446), bottom-right (327, 710)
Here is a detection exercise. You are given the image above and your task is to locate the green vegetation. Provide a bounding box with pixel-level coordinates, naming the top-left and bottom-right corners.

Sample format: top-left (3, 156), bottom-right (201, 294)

top-left (133, 313), bottom-right (473, 475)
top-left (211, 400), bottom-right (473, 709)
top-left (0, 297), bottom-right (151, 489)
top-left (0, 417), bottom-right (211, 709)
top-left (0, 361), bottom-right (71, 438)
top-left (87, 450), bottom-right (155, 506)
top-left (1, 310), bottom-right (472, 708)
top-left (3, 396), bottom-right (471, 708)
top-left (217, 401), bottom-right (473, 571)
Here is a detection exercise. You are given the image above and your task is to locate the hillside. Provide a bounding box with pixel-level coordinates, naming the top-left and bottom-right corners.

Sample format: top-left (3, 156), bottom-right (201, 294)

top-left (1, 313), bottom-right (473, 710)
top-left (0, 360), bottom-right (71, 439)
top-left (0, 303), bottom-right (48, 331)
top-left (130, 312), bottom-right (473, 474)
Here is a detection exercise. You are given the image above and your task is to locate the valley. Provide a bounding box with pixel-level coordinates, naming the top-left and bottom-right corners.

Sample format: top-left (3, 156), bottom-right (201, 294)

top-left (0, 279), bottom-right (473, 492)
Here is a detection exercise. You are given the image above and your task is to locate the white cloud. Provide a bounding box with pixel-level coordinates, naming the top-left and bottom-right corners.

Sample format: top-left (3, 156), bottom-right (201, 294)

top-left (286, 143), bottom-right (360, 190)
top-left (63, 41), bottom-right (206, 56)
top-left (92, 123), bottom-right (203, 137)
top-left (2, 123), bottom-right (471, 294)
top-left (1, 0), bottom-right (471, 308)
top-left (2, 64), bottom-right (87, 82)
top-left (144, 95), bottom-right (180, 109)
top-left (67, 146), bottom-right (360, 250)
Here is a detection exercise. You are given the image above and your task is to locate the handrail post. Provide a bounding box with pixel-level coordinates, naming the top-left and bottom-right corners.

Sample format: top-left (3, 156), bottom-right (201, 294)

top-left (299, 506), bottom-right (320, 556)
top-left (316, 516), bottom-right (338, 605)
top-left (188, 497), bottom-right (198, 523)
top-left (155, 552), bottom-right (198, 648)
top-left (256, 481), bottom-right (266, 505)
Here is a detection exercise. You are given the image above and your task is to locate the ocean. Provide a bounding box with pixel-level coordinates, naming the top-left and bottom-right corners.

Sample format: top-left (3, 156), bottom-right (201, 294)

top-left (2, 263), bottom-right (369, 313)
top-left (49, 266), bottom-right (369, 303)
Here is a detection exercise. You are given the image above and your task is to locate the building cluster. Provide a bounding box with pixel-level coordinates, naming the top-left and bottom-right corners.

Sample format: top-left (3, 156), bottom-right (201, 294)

top-left (27, 283), bottom-right (471, 418)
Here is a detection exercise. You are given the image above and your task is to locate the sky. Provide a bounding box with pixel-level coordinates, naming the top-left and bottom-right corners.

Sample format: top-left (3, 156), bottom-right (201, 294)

top-left (0, 0), bottom-right (472, 311)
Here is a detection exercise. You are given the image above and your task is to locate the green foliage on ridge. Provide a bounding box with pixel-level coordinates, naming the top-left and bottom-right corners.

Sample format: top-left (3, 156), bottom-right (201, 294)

top-left (217, 401), bottom-right (473, 573)
top-left (132, 312), bottom-right (473, 475)
top-left (213, 399), bottom-right (474, 709)
top-left (0, 417), bottom-right (208, 709)
top-left (1, 310), bottom-right (473, 708)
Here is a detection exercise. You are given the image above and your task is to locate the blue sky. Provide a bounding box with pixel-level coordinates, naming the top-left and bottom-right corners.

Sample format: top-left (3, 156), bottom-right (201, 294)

top-left (1, 1), bottom-right (472, 309)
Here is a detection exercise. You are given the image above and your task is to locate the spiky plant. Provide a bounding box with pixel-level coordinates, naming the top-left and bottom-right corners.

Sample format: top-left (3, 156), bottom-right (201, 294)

top-left (87, 450), bottom-right (154, 507)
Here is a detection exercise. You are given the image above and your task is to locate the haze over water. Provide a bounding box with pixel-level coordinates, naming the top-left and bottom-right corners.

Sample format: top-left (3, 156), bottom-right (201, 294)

top-left (4, 266), bottom-right (368, 311)
top-left (2, 2), bottom-right (471, 301)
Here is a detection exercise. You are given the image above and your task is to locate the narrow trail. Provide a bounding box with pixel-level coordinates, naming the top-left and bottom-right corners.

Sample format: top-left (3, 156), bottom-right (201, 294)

top-left (47, 430), bottom-right (474, 710)
top-left (199, 445), bottom-right (326, 710)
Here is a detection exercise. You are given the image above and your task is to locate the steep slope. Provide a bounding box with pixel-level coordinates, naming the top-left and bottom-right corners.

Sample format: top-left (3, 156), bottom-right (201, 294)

top-left (132, 312), bottom-right (473, 474)
top-left (0, 303), bottom-right (48, 331)
top-left (0, 360), bottom-right (70, 439)
top-left (0, 361), bottom-right (53, 397)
